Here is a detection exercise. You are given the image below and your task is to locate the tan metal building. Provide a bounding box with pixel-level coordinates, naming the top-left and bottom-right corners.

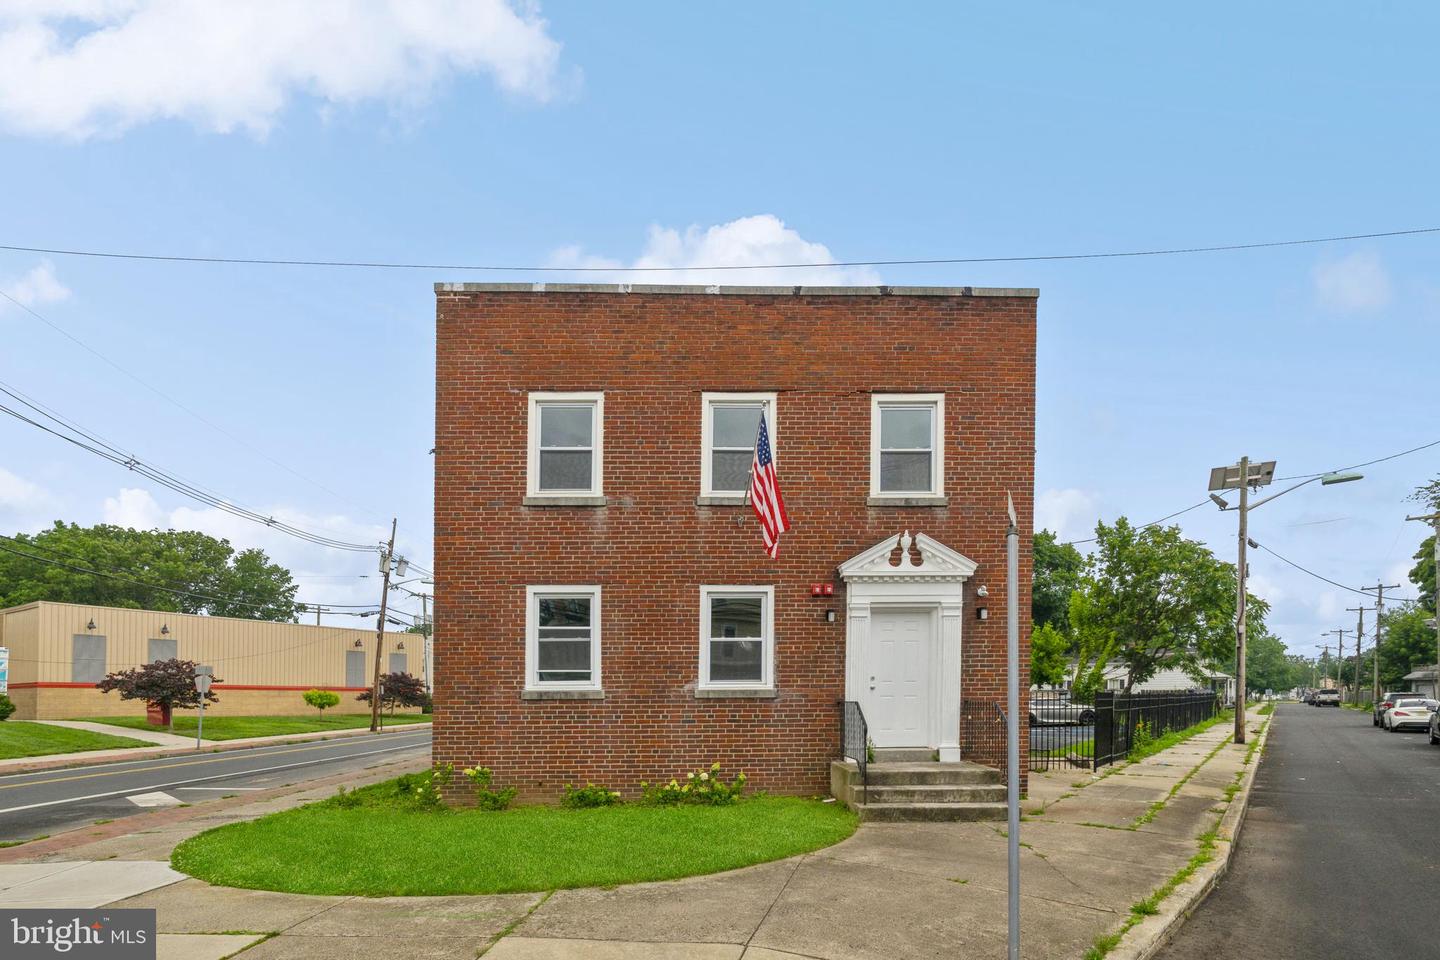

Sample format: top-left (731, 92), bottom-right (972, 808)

top-left (0, 601), bottom-right (424, 720)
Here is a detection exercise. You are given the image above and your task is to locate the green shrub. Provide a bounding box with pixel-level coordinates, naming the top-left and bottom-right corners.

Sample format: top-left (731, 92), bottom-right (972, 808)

top-left (561, 783), bottom-right (622, 808)
top-left (640, 762), bottom-right (747, 806)
top-left (302, 689), bottom-right (340, 716)
top-left (1129, 720), bottom-right (1154, 759)
top-left (0, 694), bottom-right (15, 722)
top-left (329, 785), bottom-right (363, 809)
top-left (461, 765), bottom-right (517, 811)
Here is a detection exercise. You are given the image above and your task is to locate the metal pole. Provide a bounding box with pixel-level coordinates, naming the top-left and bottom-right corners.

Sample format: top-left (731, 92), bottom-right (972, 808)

top-left (195, 698), bottom-right (203, 749)
top-left (1235, 456), bottom-right (1249, 745)
top-left (1005, 493), bottom-right (1021, 960)
top-left (370, 518), bottom-right (397, 733)
top-left (1346, 606), bottom-right (1367, 705)
top-left (421, 592), bottom-right (432, 693)
top-left (1363, 582), bottom-right (1401, 702)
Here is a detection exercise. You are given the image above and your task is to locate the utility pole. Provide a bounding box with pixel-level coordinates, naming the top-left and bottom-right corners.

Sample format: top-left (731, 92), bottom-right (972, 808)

top-left (370, 518), bottom-right (397, 733)
top-left (1320, 644), bottom-right (1330, 685)
top-left (419, 591), bottom-right (432, 693)
top-left (1346, 605), bottom-right (1369, 705)
top-left (1234, 457), bottom-right (1250, 744)
top-left (1405, 511), bottom-right (1439, 696)
top-left (1323, 630), bottom-right (1350, 694)
top-left (1361, 582), bottom-right (1402, 702)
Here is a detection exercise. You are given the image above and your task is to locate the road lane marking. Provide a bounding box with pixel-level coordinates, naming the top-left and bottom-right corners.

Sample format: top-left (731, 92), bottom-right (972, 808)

top-left (0, 741), bottom-right (426, 816)
top-left (127, 791), bottom-right (182, 807)
top-left (175, 786), bottom-right (263, 791)
top-left (0, 731), bottom-right (431, 792)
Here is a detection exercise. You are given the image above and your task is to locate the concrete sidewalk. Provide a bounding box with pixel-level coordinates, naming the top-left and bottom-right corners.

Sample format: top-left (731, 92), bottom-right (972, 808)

top-left (5, 714), bottom-right (1270, 960)
top-left (0, 719), bottom-right (432, 775)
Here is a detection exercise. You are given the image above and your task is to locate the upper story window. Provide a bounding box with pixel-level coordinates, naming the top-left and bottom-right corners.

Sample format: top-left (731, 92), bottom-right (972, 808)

top-left (700, 393), bottom-right (776, 497)
top-left (526, 586), bottom-right (602, 691)
top-left (870, 393), bottom-right (945, 498)
top-left (699, 585), bottom-right (774, 690)
top-left (527, 392), bottom-right (603, 498)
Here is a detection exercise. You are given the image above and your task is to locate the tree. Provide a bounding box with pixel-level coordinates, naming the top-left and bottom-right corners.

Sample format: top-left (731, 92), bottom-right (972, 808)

top-left (96, 658), bottom-right (219, 730)
top-left (1243, 630), bottom-right (1293, 694)
top-left (356, 672), bottom-right (428, 714)
top-left (1030, 622), bottom-right (1069, 686)
top-left (303, 689), bottom-right (340, 717)
top-left (0, 523), bottom-right (302, 621)
top-left (1072, 517), bottom-right (1260, 692)
top-left (1409, 534), bottom-right (1436, 614)
top-left (1033, 530), bottom-right (1084, 634)
top-left (1377, 604), bottom-right (1438, 690)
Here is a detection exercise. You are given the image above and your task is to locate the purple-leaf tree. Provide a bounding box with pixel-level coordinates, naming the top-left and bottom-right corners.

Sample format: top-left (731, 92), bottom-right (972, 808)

top-left (356, 671), bottom-right (428, 715)
top-left (96, 658), bottom-right (220, 731)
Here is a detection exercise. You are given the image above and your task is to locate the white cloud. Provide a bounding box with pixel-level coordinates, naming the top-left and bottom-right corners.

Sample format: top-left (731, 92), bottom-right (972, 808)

top-left (1312, 251), bottom-right (1392, 313)
top-left (1246, 571), bottom-right (1286, 607)
top-left (0, 0), bottom-right (567, 138)
top-left (0, 466), bottom-right (58, 512)
top-left (0, 261), bottom-right (70, 308)
top-left (1035, 487), bottom-right (1099, 544)
top-left (548, 214), bottom-right (881, 286)
top-left (101, 486), bottom-right (167, 529)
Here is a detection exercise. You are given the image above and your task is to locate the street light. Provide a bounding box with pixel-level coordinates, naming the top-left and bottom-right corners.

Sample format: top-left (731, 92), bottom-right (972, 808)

top-left (1207, 460), bottom-right (1364, 744)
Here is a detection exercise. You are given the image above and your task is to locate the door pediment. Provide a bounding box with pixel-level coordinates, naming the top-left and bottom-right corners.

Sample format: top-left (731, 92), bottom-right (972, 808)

top-left (839, 531), bottom-right (978, 583)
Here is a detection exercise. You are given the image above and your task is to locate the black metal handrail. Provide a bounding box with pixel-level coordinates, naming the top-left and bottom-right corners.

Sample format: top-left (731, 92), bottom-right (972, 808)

top-left (839, 699), bottom-right (868, 805)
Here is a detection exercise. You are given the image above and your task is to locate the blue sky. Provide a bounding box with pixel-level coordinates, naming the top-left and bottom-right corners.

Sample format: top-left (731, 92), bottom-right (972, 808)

top-left (0, 2), bottom-right (1435, 655)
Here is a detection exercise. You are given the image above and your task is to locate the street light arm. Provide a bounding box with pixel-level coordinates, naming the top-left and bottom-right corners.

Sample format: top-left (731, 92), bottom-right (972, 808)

top-left (1244, 476), bottom-right (1321, 511)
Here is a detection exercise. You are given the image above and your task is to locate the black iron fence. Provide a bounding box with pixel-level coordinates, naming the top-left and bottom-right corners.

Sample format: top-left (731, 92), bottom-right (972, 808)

top-left (1092, 690), bottom-right (1221, 769)
top-left (838, 699), bottom-right (868, 803)
top-left (959, 699), bottom-right (1008, 778)
top-left (1028, 689), bottom-right (1099, 771)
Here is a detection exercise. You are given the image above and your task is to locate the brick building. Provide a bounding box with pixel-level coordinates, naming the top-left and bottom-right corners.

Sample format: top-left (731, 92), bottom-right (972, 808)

top-left (433, 283), bottom-right (1036, 801)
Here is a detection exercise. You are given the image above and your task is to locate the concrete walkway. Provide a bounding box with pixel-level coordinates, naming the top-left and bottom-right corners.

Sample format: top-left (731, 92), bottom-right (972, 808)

top-left (32, 719), bottom-right (197, 747)
top-left (3, 715), bottom-right (1270, 960)
top-left (0, 719), bottom-right (432, 775)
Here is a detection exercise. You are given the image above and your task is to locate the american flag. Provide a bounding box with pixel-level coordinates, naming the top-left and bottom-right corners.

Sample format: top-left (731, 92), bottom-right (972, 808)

top-left (749, 416), bottom-right (790, 559)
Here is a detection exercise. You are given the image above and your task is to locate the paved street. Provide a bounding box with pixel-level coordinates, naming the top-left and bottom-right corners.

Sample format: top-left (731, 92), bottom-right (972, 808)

top-left (1159, 703), bottom-right (1440, 958)
top-left (0, 728), bottom-right (431, 842)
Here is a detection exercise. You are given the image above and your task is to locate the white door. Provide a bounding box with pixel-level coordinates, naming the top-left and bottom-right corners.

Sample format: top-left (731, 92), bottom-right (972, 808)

top-left (867, 608), bottom-right (933, 747)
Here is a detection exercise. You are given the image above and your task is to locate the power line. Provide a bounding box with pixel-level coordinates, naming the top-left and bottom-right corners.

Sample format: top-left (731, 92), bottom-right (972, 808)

top-left (1274, 437), bottom-right (1440, 481)
top-left (0, 286), bottom-right (386, 524)
top-left (2, 226), bottom-right (1439, 274)
top-left (1061, 500), bottom-right (1212, 546)
top-left (0, 385), bottom-right (381, 553)
top-left (0, 534), bottom-right (391, 613)
top-left (1252, 540), bottom-right (1416, 602)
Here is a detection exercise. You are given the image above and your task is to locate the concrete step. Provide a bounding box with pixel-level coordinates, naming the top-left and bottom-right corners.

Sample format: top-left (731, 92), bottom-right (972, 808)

top-left (871, 747), bottom-right (936, 763)
top-left (859, 801), bottom-right (1009, 823)
top-left (862, 783), bottom-right (1008, 804)
top-left (860, 762), bottom-right (1003, 787)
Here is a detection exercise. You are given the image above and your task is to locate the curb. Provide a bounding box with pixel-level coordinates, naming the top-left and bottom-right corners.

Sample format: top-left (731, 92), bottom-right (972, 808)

top-left (0, 721), bottom-right (432, 776)
top-left (1107, 712), bottom-right (1273, 960)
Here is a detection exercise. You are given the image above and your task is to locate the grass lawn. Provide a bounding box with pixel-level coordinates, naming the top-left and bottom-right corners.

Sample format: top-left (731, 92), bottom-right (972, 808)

top-left (78, 713), bottom-right (430, 741)
top-left (172, 783), bottom-right (857, 896)
top-left (1034, 739), bottom-right (1094, 760)
top-left (0, 721), bottom-right (152, 759)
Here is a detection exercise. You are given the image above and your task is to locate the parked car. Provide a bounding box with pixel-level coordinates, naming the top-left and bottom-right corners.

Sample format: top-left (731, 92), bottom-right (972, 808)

top-left (1028, 693), bottom-right (1096, 726)
top-left (1302, 690), bottom-right (1316, 704)
top-left (1312, 688), bottom-right (1341, 707)
top-left (1374, 692), bottom-right (1411, 727)
top-left (1383, 698), bottom-right (1436, 732)
top-left (1427, 708), bottom-right (1440, 745)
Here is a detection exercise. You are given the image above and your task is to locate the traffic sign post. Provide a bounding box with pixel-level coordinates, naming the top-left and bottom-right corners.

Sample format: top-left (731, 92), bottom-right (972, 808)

top-left (194, 665), bottom-right (214, 749)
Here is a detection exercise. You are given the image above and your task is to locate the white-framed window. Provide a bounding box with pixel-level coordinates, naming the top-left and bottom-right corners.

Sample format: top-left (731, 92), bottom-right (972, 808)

top-left (869, 393), bottom-right (945, 498)
top-left (698, 585), bottom-right (774, 690)
top-left (525, 586), bottom-right (602, 691)
top-left (700, 392), bottom-right (776, 497)
top-left (527, 392), bottom-right (604, 497)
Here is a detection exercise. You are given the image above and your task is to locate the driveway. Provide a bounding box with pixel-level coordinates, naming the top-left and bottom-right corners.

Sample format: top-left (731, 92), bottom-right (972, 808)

top-left (1158, 704), bottom-right (1440, 957)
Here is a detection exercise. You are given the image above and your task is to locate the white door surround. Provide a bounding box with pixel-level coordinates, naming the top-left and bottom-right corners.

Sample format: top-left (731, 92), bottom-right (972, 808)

top-left (838, 531), bottom-right (977, 762)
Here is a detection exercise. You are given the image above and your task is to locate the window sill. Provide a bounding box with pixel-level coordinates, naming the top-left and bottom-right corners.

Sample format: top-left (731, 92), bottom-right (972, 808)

top-left (866, 495), bottom-right (949, 507)
top-left (695, 687), bottom-right (778, 700)
top-left (521, 688), bottom-right (605, 701)
top-left (523, 496), bottom-right (608, 507)
top-left (695, 495), bottom-right (748, 507)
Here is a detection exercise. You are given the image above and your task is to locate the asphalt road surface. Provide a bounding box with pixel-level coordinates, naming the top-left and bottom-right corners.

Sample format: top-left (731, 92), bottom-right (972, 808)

top-left (1157, 703), bottom-right (1440, 958)
top-left (0, 728), bottom-right (431, 843)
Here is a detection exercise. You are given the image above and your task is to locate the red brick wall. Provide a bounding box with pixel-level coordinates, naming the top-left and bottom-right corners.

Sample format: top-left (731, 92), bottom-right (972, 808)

top-left (433, 286), bottom-right (1036, 801)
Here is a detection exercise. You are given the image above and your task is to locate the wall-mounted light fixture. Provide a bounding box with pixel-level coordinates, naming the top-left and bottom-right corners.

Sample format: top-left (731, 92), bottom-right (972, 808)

top-left (86, 619), bottom-right (96, 631)
top-left (353, 639), bottom-right (364, 648)
top-left (976, 585), bottom-right (989, 597)
top-left (396, 641), bottom-right (406, 650)
top-left (160, 624), bottom-right (170, 636)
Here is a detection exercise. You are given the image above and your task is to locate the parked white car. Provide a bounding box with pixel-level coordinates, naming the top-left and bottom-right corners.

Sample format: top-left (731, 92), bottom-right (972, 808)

top-left (1383, 698), bottom-right (1436, 732)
